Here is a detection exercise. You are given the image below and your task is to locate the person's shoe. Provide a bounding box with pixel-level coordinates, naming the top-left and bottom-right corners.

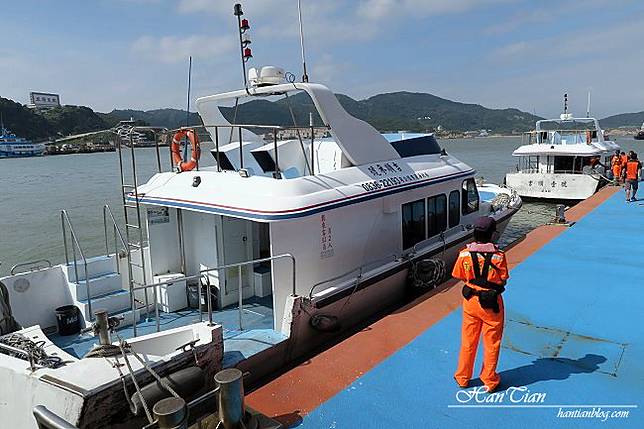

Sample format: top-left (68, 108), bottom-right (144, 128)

top-left (454, 377), bottom-right (468, 388)
top-left (485, 384), bottom-right (499, 393)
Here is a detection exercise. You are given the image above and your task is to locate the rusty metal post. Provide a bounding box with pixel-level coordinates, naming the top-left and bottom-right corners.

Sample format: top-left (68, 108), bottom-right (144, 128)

top-left (215, 368), bottom-right (245, 429)
top-left (153, 397), bottom-right (188, 429)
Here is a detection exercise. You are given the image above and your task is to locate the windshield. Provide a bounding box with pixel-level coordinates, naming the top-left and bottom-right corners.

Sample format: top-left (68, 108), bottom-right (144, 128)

top-left (536, 118), bottom-right (598, 132)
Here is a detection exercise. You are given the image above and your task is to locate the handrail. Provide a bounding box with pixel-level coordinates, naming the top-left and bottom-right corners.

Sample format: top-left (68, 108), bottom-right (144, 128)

top-left (10, 259), bottom-right (52, 275)
top-left (409, 224), bottom-right (469, 257)
top-left (102, 205), bottom-right (129, 273)
top-left (129, 253), bottom-right (296, 333)
top-left (308, 254), bottom-right (398, 300)
top-left (61, 210), bottom-right (92, 321)
top-left (33, 405), bottom-right (79, 429)
top-left (124, 123), bottom-right (330, 176)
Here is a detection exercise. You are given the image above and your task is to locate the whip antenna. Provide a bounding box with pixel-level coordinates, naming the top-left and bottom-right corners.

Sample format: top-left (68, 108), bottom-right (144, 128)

top-left (586, 90), bottom-right (591, 118)
top-left (186, 56), bottom-right (192, 127)
top-left (297, 0), bottom-right (309, 82)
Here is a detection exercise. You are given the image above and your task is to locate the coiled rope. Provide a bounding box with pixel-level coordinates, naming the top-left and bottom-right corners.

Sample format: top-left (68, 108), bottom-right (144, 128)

top-left (0, 333), bottom-right (64, 369)
top-left (408, 259), bottom-right (447, 290)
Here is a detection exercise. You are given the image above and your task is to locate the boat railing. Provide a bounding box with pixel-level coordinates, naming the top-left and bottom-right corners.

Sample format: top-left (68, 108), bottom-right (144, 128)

top-left (308, 254), bottom-right (399, 300)
top-left (102, 204), bottom-right (129, 274)
top-left (123, 123), bottom-right (331, 177)
top-left (10, 259), bottom-right (52, 276)
top-left (129, 253), bottom-right (296, 334)
top-left (407, 224), bottom-right (470, 259)
top-left (60, 210), bottom-right (93, 321)
top-left (32, 405), bottom-right (78, 429)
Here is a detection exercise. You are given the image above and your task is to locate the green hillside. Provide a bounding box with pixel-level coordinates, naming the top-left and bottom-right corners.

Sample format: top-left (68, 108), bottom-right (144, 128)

top-left (599, 111), bottom-right (644, 128)
top-left (216, 91), bottom-right (541, 134)
top-left (0, 97), bottom-right (53, 140)
top-left (99, 109), bottom-right (201, 129)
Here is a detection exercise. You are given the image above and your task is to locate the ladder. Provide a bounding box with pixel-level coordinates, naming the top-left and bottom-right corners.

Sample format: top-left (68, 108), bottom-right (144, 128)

top-left (115, 128), bottom-right (164, 330)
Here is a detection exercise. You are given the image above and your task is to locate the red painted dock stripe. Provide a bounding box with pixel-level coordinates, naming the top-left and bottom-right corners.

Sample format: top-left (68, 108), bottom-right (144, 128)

top-left (246, 186), bottom-right (619, 426)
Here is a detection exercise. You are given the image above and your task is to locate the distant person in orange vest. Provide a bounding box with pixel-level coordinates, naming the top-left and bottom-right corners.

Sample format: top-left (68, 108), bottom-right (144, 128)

top-left (620, 151), bottom-right (628, 181)
top-left (453, 216), bottom-right (508, 392)
top-left (625, 152), bottom-right (641, 202)
top-left (611, 150), bottom-right (622, 184)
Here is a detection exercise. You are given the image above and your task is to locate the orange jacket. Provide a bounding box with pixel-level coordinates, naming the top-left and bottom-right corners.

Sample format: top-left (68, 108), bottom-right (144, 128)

top-left (452, 243), bottom-right (509, 290)
top-left (611, 155), bottom-right (622, 168)
top-left (626, 160), bottom-right (641, 181)
top-left (621, 154), bottom-right (628, 166)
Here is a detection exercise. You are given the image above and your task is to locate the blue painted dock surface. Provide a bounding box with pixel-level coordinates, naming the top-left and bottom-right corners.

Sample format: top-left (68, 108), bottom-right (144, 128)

top-left (296, 191), bottom-right (643, 428)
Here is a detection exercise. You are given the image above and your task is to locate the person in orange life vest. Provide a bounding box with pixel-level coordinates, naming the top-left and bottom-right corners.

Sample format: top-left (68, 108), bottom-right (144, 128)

top-left (625, 152), bottom-right (642, 202)
top-left (453, 216), bottom-right (508, 392)
top-left (620, 151), bottom-right (628, 181)
top-left (611, 150), bottom-right (622, 183)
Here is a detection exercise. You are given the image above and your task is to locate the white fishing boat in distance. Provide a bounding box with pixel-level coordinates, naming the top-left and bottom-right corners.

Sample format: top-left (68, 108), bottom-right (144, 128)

top-left (505, 108), bottom-right (619, 201)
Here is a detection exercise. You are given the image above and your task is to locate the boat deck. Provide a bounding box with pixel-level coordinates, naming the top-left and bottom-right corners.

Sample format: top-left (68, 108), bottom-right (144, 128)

top-left (247, 185), bottom-right (643, 428)
top-left (50, 296), bottom-right (285, 368)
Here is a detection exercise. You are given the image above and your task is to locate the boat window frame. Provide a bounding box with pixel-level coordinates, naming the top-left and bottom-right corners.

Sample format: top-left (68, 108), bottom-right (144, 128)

top-left (461, 179), bottom-right (479, 215)
top-left (448, 190), bottom-right (460, 228)
top-left (401, 198), bottom-right (427, 250)
top-left (427, 194), bottom-right (447, 239)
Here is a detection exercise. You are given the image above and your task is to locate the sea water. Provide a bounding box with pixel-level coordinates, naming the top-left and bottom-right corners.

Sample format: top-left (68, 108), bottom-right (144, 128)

top-left (0, 137), bottom-right (638, 275)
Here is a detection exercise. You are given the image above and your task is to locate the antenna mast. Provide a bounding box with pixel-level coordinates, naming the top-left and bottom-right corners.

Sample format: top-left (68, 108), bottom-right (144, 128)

top-left (186, 56), bottom-right (192, 127)
top-left (234, 4), bottom-right (253, 90)
top-left (586, 90), bottom-right (591, 118)
top-left (563, 93), bottom-right (568, 115)
top-left (297, 0), bottom-right (309, 82)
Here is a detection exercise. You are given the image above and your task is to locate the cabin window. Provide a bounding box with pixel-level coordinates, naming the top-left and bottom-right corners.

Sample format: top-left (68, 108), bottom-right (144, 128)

top-left (448, 190), bottom-right (460, 228)
top-left (553, 156), bottom-right (574, 173)
top-left (402, 199), bottom-right (426, 250)
top-left (461, 179), bottom-right (479, 215)
top-left (427, 194), bottom-right (447, 238)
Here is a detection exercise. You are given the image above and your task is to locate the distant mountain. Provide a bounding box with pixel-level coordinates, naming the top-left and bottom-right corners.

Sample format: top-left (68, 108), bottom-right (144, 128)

top-left (600, 111), bottom-right (644, 128)
top-left (0, 90), bottom-right (548, 140)
top-left (99, 109), bottom-right (201, 129)
top-left (217, 91), bottom-right (541, 134)
top-left (42, 105), bottom-right (108, 136)
top-left (0, 97), bottom-right (53, 140)
top-left (0, 97), bottom-right (109, 140)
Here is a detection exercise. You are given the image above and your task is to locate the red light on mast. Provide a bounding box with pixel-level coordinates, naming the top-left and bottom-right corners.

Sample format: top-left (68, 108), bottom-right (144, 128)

top-left (243, 47), bottom-right (253, 61)
top-left (240, 19), bottom-right (250, 32)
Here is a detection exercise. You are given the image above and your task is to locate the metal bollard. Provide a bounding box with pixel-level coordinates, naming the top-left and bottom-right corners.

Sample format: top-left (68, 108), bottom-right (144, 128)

top-left (94, 310), bottom-right (111, 345)
top-left (215, 368), bottom-right (245, 429)
top-left (153, 397), bottom-right (188, 429)
top-left (555, 204), bottom-right (566, 223)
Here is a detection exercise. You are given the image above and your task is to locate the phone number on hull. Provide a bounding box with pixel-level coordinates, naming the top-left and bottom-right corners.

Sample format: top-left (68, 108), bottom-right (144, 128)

top-left (361, 171), bottom-right (432, 192)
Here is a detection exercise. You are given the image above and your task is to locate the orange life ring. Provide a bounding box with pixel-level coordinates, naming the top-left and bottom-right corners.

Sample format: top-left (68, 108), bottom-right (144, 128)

top-left (171, 129), bottom-right (201, 172)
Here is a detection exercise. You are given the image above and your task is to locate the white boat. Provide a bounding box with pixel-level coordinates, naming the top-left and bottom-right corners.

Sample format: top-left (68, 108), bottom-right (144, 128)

top-left (0, 63), bottom-right (522, 429)
top-left (505, 113), bottom-right (619, 200)
top-left (0, 127), bottom-right (46, 158)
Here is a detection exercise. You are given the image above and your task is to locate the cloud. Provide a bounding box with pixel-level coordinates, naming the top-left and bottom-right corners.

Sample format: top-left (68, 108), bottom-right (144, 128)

top-left (130, 34), bottom-right (234, 64)
top-left (356, 0), bottom-right (514, 21)
top-left (491, 41), bottom-right (528, 58)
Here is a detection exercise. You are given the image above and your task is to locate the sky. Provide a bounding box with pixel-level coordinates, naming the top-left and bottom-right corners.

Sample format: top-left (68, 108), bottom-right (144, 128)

top-left (1, 0), bottom-right (643, 118)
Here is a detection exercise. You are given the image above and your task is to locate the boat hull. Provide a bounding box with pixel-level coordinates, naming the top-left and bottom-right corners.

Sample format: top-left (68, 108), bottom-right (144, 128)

top-left (265, 207), bottom-right (517, 376)
top-left (505, 172), bottom-right (600, 200)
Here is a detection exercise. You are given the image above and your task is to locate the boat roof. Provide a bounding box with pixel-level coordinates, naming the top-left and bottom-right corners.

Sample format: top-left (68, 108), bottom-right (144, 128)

top-left (512, 144), bottom-right (610, 157)
top-left (195, 82), bottom-right (401, 166)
